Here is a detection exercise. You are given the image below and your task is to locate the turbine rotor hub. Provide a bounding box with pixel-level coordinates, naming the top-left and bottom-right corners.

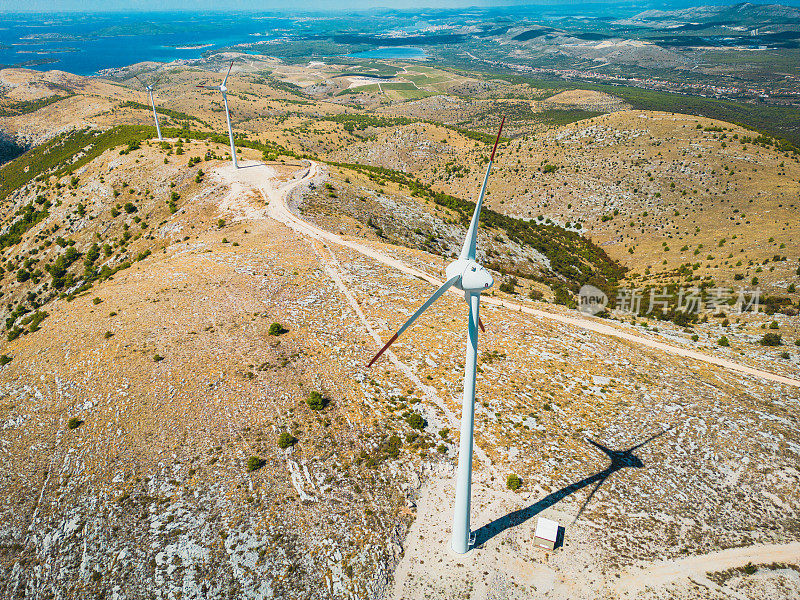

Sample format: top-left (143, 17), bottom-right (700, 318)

top-left (446, 259), bottom-right (494, 293)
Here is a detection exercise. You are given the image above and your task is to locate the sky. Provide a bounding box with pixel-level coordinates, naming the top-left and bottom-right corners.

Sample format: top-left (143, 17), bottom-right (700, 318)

top-left (2, 0), bottom-right (499, 11)
top-left (5, 0), bottom-right (800, 13)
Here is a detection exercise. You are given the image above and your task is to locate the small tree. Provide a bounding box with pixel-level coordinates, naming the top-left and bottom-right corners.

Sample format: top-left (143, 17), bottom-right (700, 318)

top-left (67, 417), bottom-right (83, 430)
top-left (718, 336), bottom-right (729, 347)
top-left (507, 474), bottom-right (522, 491)
top-left (277, 432), bottom-right (297, 449)
top-left (246, 456), bottom-right (265, 472)
top-left (760, 333), bottom-right (782, 346)
top-left (405, 412), bottom-right (425, 430)
top-left (269, 322), bottom-right (287, 336)
top-left (386, 435), bottom-right (401, 458)
top-left (306, 391), bottom-right (327, 410)
top-left (499, 277), bottom-right (517, 294)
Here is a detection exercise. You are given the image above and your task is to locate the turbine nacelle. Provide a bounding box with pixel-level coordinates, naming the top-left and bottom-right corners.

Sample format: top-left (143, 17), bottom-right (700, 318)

top-left (219, 85), bottom-right (227, 93)
top-left (446, 259), bottom-right (494, 293)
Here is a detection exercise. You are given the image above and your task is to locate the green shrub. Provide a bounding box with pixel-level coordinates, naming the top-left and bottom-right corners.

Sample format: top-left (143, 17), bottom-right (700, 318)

top-left (277, 432), bottom-right (297, 449)
top-left (718, 336), bottom-right (729, 347)
top-left (386, 435), bottom-right (401, 458)
top-left (507, 474), bottom-right (522, 491)
top-left (123, 202), bottom-right (137, 214)
top-left (268, 322), bottom-right (287, 336)
top-left (499, 278), bottom-right (517, 294)
top-left (103, 331), bottom-right (114, 339)
top-left (92, 297), bottom-right (103, 305)
top-left (760, 333), bottom-right (782, 346)
top-left (405, 412), bottom-right (425, 430)
top-left (246, 456), bottom-right (265, 472)
top-left (0, 355), bottom-right (11, 366)
top-left (437, 444), bottom-right (447, 454)
top-left (306, 391), bottom-right (328, 410)
top-left (743, 562), bottom-right (757, 575)
top-left (67, 417), bottom-right (83, 430)
top-left (218, 218), bottom-right (226, 229)
top-left (781, 351), bottom-right (790, 359)
top-left (553, 286), bottom-right (576, 308)
top-left (153, 354), bottom-right (164, 362)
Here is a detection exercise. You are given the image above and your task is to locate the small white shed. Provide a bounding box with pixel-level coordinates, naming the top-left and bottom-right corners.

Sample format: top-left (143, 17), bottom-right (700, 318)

top-left (534, 517), bottom-right (559, 550)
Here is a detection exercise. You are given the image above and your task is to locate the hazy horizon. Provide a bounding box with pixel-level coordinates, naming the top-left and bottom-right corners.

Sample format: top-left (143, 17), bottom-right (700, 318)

top-left (4, 0), bottom-right (800, 14)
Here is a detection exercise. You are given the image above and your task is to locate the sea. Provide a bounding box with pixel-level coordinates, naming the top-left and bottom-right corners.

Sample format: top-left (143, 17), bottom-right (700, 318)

top-left (0, 12), bottom-right (291, 76)
top-left (4, 3), bottom-right (800, 76)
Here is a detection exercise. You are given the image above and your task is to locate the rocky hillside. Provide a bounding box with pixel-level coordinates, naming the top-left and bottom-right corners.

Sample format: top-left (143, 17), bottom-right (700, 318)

top-left (1, 60), bottom-right (799, 600)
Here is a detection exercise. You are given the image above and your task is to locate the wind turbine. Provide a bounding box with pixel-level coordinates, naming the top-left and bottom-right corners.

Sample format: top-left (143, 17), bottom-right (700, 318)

top-left (134, 74), bottom-right (163, 141)
top-left (368, 116), bottom-right (505, 554)
top-left (198, 60), bottom-right (238, 168)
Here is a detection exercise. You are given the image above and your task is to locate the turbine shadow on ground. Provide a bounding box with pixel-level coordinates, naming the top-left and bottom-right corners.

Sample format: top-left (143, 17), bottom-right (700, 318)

top-left (472, 429), bottom-right (669, 547)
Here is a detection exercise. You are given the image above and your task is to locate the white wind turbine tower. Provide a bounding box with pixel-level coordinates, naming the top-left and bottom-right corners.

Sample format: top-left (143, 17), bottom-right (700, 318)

top-left (369, 116), bottom-right (505, 554)
top-left (134, 74), bottom-right (163, 141)
top-left (198, 60), bottom-right (238, 168)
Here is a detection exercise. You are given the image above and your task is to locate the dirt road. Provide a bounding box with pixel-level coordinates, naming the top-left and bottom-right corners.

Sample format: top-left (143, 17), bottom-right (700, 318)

top-left (616, 542), bottom-right (800, 596)
top-left (236, 159), bottom-right (800, 390)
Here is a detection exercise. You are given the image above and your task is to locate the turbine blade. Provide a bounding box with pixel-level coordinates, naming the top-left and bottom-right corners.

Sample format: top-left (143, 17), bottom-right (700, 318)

top-left (368, 275), bottom-right (459, 367)
top-left (478, 317), bottom-right (485, 333)
top-left (223, 60), bottom-right (234, 86)
top-left (133, 75), bottom-right (145, 89)
top-left (459, 116), bottom-right (505, 261)
top-left (489, 116), bottom-right (504, 162)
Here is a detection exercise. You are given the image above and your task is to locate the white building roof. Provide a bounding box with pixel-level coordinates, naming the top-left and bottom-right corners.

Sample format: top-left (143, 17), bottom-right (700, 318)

top-left (534, 517), bottom-right (559, 542)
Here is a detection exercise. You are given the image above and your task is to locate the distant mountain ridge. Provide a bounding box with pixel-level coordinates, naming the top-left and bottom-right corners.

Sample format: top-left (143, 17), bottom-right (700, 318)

top-left (624, 2), bottom-right (800, 26)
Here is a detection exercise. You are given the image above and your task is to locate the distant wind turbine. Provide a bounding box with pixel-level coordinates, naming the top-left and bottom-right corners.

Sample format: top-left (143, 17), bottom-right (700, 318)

top-left (198, 60), bottom-right (238, 168)
top-left (134, 74), bottom-right (163, 141)
top-left (369, 117), bottom-right (506, 554)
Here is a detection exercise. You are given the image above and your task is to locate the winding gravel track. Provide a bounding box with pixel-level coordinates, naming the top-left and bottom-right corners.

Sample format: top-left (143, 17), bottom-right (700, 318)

top-left (253, 160), bottom-right (800, 390)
